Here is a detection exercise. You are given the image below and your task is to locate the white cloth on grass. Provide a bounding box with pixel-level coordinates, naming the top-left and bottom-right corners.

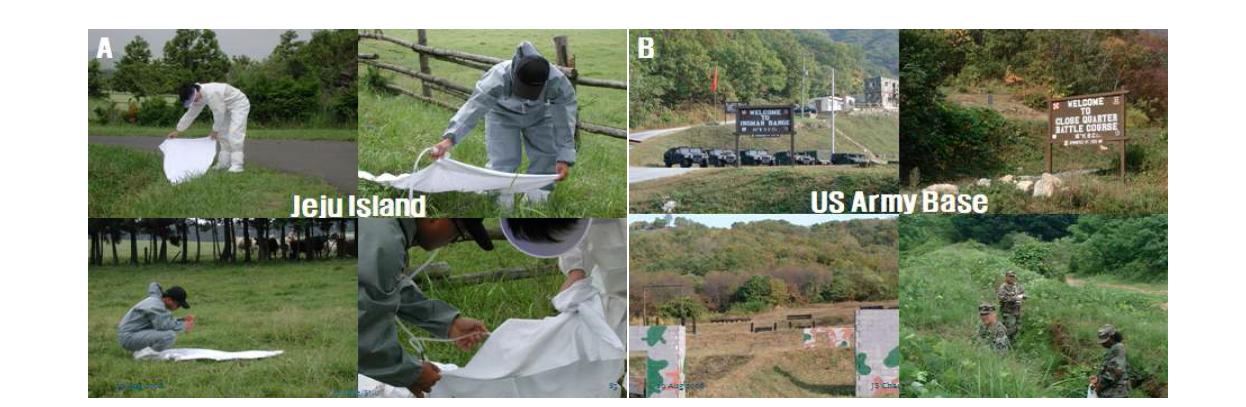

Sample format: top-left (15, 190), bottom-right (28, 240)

top-left (158, 137), bottom-right (217, 184)
top-left (356, 363), bottom-right (460, 398)
top-left (133, 347), bottom-right (283, 361)
top-left (358, 151), bottom-right (557, 195)
top-left (427, 280), bottom-right (625, 398)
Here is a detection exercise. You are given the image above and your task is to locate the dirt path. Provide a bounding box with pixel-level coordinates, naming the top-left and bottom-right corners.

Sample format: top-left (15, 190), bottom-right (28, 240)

top-left (1065, 275), bottom-right (1167, 310)
top-left (89, 135), bottom-right (357, 192)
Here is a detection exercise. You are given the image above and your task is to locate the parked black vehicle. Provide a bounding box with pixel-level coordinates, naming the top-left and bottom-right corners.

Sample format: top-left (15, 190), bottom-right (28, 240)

top-left (774, 151), bottom-right (817, 165)
top-left (793, 105), bottom-right (817, 115)
top-left (738, 149), bottom-right (775, 166)
top-left (664, 146), bottom-right (708, 168)
top-left (830, 152), bottom-right (872, 166)
top-left (705, 149), bottom-right (738, 167)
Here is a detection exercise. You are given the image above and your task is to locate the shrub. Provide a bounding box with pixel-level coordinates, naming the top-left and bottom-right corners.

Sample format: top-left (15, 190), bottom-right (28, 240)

top-left (659, 296), bottom-right (707, 320)
top-left (135, 97), bottom-right (182, 127)
top-left (1011, 240), bottom-right (1062, 280)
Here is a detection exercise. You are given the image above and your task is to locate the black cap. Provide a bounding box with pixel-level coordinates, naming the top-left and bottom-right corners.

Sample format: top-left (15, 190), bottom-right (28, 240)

top-left (178, 83), bottom-right (199, 108)
top-left (164, 286), bottom-right (190, 309)
top-left (513, 56), bottom-right (550, 100)
top-left (455, 219), bottom-right (494, 251)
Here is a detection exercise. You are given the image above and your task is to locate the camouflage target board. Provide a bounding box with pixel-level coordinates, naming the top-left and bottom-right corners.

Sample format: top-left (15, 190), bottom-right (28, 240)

top-left (628, 325), bottom-right (687, 398)
top-left (854, 308), bottom-right (900, 397)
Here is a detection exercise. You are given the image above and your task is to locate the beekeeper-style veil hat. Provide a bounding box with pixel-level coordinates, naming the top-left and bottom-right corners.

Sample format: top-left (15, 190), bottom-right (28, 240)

top-left (500, 218), bottom-right (590, 258)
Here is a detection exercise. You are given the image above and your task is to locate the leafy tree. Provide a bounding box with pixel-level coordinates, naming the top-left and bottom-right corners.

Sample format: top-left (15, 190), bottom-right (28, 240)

top-left (112, 36), bottom-right (164, 98)
top-left (163, 29), bottom-right (231, 87)
top-left (88, 59), bottom-right (107, 98)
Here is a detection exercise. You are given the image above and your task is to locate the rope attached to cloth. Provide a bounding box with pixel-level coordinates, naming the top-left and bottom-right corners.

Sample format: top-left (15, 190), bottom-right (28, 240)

top-left (393, 247), bottom-right (488, 361)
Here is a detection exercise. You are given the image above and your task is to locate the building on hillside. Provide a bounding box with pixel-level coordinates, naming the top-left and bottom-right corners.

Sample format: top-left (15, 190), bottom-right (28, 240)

top-left (862, 76), bottom-right (899, 111)
top-left (811, 95), bottom-right (855, 113)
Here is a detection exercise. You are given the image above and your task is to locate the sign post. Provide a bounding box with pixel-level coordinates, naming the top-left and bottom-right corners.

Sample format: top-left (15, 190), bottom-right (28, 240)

top-left (735, 105), bottom-right (796, 166)
top-left (1046, 90), bottom-right (1129, 179)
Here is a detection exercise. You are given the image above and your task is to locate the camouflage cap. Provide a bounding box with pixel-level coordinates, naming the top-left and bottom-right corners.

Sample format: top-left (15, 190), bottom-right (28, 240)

top-left (1005, 270), bottom-right (1017, 277)
top-left (978, 303), bottom-right (996, 315)
top-left (1097, 324), bottom-right (1117, 343)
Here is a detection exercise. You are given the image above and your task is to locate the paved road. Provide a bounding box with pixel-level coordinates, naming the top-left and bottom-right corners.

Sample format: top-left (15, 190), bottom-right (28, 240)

top-left (628, 166), bottom-right (701, 184)
top-left (89, 136), bottom-right (357, 192)
top-left (627, 122), bottom-right (733, 184)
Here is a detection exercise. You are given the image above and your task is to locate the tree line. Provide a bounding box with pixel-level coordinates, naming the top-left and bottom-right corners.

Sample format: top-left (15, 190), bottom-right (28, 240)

top-left (628, 29), bottom-right (897, 127)
top-left (87, 218), bottom-right (357, 266)
top-left (629, 217), bottom-right (898, 317)
top-left (89, 29), bottom-right (358, 127)
top-left (899, 214), bottom-right (1167, 282)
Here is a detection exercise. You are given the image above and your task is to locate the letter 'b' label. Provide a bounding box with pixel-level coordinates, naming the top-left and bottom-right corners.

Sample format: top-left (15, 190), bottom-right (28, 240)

top-left (638, 37), bottom-right (654, 59)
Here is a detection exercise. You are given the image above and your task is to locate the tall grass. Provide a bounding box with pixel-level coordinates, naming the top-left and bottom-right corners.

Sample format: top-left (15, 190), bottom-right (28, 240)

top-left (900, 242), bottom-right (1167, 397)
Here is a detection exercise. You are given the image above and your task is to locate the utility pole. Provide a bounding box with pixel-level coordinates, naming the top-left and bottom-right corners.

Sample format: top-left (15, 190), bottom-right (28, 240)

top-left (801, 56), bottom-right (809, 118)
top-left (830, 67), bottom-right (837, 158)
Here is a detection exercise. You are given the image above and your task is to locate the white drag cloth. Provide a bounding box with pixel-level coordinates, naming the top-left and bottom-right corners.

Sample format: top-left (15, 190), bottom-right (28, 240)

top-left (158, 137), bottom-right (217, 184)
top-left (133, 347), bottom-right (283, 362)
top-left (428, 281), bottom-right (625, 397)
top-left (358, 150), bottom-right (557, 195)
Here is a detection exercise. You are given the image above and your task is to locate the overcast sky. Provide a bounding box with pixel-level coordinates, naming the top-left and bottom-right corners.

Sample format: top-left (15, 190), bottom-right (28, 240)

top-left (628, 214), bottom-right (897, 228)
top-left (88, 29), bottom-right (316, 69)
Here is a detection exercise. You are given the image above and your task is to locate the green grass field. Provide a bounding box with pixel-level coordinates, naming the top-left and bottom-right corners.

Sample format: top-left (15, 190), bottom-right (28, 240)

top-left (629, 114), bottom-right (899, 167)
top-left (358, 30), bottom-right (627, 217)
top-left (88, 260), bottom-right (356, 397)
top-left (89, 94), bottom-right (356, 142)
top-left (900, 242), bottom-right (1167, 397)
top-left (629, 165), bottom-right (899, 213)
top-left (394, 225), bottom-right (562, 366)
top-left (89, 144), bottom-right (342, 217)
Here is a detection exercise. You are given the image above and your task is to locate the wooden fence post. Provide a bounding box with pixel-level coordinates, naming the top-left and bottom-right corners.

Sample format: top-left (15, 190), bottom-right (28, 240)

top-left (553, 35), bottom-right (581, 147)
top-left (417, 30), bottom-right (433, 98)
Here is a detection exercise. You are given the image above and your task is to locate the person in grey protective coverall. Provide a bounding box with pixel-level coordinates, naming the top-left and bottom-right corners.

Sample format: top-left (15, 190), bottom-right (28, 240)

top-left (429, 41), bottom-right (578, 207)
top-left (357, 218), bottom-right (492, 397)
top-left (117, 282), bottom-right (195, 353)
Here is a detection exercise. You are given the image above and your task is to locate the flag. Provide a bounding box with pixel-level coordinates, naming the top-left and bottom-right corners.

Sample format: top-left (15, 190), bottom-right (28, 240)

top-left (710, 66), bottom-right (718, 93)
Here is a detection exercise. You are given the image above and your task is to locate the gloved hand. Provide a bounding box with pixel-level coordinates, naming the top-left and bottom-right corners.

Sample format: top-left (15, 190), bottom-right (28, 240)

top-left (430, 138), bottom-right (455, 160)
top-left (208, 131), bottom-right (219, 140)
top-left (408, 361), bottom-right (441, 397)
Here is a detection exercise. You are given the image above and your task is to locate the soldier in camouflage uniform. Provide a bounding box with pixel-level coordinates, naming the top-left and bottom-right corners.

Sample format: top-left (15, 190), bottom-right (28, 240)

top-left (974, 303), bottom-right (1009, 352)
top-left (1090, 324), bottom-right (1130, 398)
top-left (996, 271), bottom-right (1026, 342)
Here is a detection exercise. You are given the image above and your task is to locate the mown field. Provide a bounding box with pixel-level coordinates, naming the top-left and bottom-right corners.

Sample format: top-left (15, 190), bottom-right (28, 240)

top-left (666, 302), bottom-right (894, 397)
top-left (89, 144), bottom-right (341, 217)
top-left (87, 260), bottom-right (356, 397)
top-left (900, 242), bottom-right (1167, 397)
top-left (358, 30), bottom-right (627, 217)
top-left (629, 165), bottom-right (899, 214)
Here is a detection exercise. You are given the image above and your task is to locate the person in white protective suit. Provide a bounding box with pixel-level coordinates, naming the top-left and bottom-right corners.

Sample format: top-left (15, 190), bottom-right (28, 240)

top-left (429, 42), bottom-right (577, 208)
top-left (167, 82), bottom-right (251, 172)
top-left (501, 218), bottom-right (626, 343)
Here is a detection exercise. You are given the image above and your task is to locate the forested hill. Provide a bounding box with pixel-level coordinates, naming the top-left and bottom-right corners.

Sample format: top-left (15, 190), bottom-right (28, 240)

top-left (630, 218), bottom-right (897, 277)
top-left (827, 29), bottom-right (899, 77)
